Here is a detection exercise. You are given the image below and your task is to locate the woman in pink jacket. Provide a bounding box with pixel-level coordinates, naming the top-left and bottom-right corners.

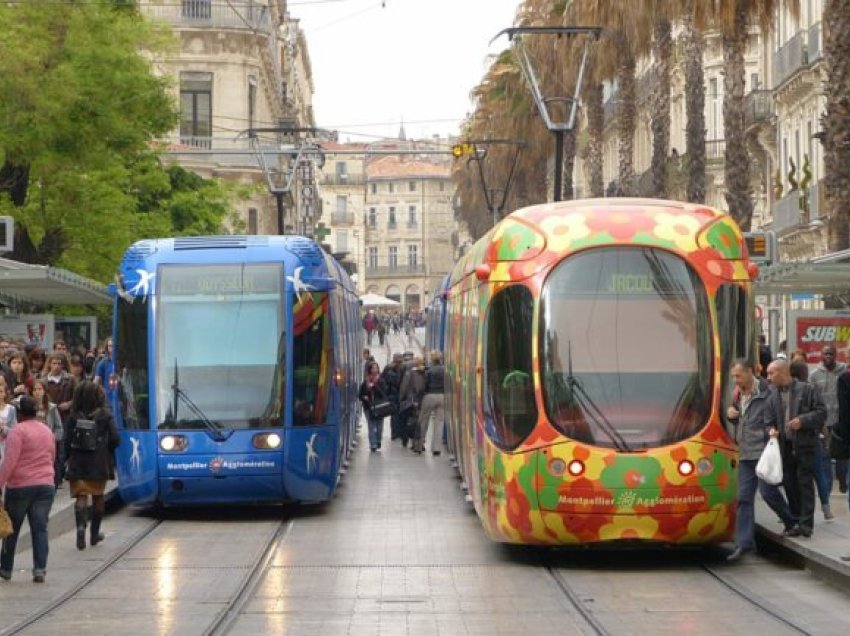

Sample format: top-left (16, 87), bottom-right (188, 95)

top-left (0, 396), bottom-right (56, 583)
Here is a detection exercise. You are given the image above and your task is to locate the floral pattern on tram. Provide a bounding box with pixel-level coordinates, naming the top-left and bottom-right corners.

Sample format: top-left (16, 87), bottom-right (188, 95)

top-left (446, 200), bottom-right (751, 545)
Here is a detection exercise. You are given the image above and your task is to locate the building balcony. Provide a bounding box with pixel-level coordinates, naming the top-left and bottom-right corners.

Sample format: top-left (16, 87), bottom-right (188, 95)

top-left (321, 173), bottom-right (366, 187)
top-left (366, 264), bottom-right (426, 277)
top-left (773, 23), bottom-right (822, 90)
top-left (141, 1), bottom-right (273, 35)
top-left (770, 179), bottom-right (825, 235)
top-left (330, 211), bottom-right (355, 226)
top-left (744, 90), bottom-right (774, 127)
top-left (706, 139), bottom-right (726, 163)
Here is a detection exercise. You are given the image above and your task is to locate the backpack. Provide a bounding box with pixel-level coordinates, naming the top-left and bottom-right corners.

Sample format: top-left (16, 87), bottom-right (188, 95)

top-left (70, 418), bottom-right (98, 452)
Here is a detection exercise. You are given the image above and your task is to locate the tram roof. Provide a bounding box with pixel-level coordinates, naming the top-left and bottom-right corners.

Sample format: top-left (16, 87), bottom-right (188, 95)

top-left (754, 261), bottom-right (850, 296)
top-left (0, 256), bottom-right (110, 308)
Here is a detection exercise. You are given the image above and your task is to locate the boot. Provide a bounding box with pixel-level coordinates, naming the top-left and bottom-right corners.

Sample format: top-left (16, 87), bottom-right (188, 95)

top-left (90, 512), bottom-right (104, 546)
top-left (74, 508), bottom-right (87, 551)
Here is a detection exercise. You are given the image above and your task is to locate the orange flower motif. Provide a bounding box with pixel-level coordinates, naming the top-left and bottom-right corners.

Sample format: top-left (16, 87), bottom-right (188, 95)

top-left (538, 212), bottom-right (591, 252)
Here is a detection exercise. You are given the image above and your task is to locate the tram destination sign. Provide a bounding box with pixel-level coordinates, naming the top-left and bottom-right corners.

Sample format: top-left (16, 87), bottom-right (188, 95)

top-left (160, 264), bottom-right (281, 296)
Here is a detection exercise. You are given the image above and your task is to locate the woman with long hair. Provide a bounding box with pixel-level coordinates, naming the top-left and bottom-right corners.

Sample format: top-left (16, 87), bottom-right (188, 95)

top-left (358, 361), bottom-right (389, 452)
top-left (32, 379), bottom-right (65, 488)
top-left (27, 348), bottom-right (47, 379)
top-left (64, 381), bottom-right (120, 550)
top-left (7, 351), bottom-right (33, 399)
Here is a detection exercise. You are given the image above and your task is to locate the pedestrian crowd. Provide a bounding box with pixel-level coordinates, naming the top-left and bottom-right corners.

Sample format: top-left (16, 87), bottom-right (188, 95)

top-left (727, 339), bottom-right (850, 562)
top-left (0, 335), bottom-right (120, 583)
top-left (361, 309), bottom-right (425, 347)
top-left (358, 347), bottom-right (445, 457)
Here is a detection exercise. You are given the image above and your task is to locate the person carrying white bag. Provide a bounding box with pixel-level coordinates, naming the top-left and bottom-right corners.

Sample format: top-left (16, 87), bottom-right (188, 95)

top-left (725, 360), bottom-right (793, 562)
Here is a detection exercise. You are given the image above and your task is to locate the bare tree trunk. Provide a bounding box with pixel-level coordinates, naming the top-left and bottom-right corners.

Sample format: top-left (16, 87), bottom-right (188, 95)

top-left (651, 18), bottom-right (672, 198)
top-left (586, 82), bottom-right (605, 197)
top-left (722, 0), bottom-right (754, 229)
top-left (684, 12), bottom-right (706, 203)
top-left (616, 36), bottom-right (636, 197)
top-left (824, 0), bottom-right (850, 252)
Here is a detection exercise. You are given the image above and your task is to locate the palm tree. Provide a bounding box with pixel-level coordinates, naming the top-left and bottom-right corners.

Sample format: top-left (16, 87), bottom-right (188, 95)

top-left (682, 3), bottom-right (707, 203)
top-left (823, 0), bottom-right (850, 252)
top-left (585, 80), bottom-right (605, 197)
top-left (713, 0), bottom-right (798, 230)
top-left (650, 17), bottom-right (672, 198)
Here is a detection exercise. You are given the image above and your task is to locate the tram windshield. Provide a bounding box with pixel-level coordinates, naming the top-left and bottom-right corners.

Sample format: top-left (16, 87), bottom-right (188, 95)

top-left (155, 263), bottom-right (285, 431)
top-left (540, 248), bottom-right (712, 450)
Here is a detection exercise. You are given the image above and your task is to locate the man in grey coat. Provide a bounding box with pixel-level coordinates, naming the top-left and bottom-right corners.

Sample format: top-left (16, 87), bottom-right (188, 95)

top-left (810, 345), bottom-right (847, 507)
top-left (726, 359), bottom-right (784, 561)
top-left (764, 360), bottom-right (827, 538)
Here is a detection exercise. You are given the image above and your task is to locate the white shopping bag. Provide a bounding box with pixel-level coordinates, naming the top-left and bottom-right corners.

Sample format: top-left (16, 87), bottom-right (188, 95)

top-left (756, 438), bottom-right (784, 485)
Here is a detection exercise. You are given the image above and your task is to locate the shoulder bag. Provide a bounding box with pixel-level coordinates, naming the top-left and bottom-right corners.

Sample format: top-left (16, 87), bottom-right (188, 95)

top-left (0, 505), bottom-right (13, 539)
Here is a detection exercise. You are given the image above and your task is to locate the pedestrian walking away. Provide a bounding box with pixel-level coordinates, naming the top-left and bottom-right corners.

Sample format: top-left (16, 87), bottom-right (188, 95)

top-left (0, 396), bottom-right (56, 583)
top-left (65, 381), bottom-right (120, 550)
top-left (417, 351), bottom-right (446, 455)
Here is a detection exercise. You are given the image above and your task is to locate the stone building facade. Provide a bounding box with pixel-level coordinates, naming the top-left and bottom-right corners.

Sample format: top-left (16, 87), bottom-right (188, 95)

top-left (139, 0), bottom-right (317, 235)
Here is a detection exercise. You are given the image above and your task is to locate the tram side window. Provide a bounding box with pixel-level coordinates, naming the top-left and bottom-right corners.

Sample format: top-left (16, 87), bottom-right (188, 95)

top-left (716, 284), bottom-right (753, 427)
top-left (293, 293), bottom-right (331, 426)
top-left (116, 300), bottom-right (149, 430)
top-left (485, 285), bottom-right (537, 450)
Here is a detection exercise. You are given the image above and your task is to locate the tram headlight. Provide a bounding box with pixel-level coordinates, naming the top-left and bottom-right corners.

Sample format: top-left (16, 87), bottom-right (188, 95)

top-left (160, 435), bottom-right (188, 452)
top-left (253, 433), bottom-right (282, 450)
top-left (567, 459), bottom-right (585, 477)
top-left (548, 458), bottom-right (567, 476)
top-left (677, 459), bottom-right (695, 477)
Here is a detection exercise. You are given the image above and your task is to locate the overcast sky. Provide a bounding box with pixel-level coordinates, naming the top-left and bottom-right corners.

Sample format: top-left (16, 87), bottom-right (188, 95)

top-left (290, 0), bottom-right (522, 142)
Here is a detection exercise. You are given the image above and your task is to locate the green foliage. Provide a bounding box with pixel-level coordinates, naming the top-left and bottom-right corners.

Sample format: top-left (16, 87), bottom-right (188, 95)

top-left (0, 2), bottom-right (247, 284)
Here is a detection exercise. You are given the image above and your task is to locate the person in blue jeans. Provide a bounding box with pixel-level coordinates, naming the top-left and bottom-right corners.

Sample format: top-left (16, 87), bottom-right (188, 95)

top-left (359, 361), bottom-right (389, 452)
top-left (0, 396), bottom-right (56, 583)
top-left (726, 359), bottom-right (786, 562)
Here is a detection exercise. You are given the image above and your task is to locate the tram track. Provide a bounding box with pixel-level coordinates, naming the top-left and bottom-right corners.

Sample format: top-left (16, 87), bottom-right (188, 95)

top-left (1, 518), bottom-right (163, 636)
top-left (541, 553), bottom-right (817, 636)
top-left (202, 518), bottom-right (294, 636)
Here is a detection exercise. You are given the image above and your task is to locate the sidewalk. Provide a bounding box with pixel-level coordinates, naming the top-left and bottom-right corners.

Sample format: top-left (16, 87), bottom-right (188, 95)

top-left (15, 480), bottom-right (120, 553)
top-left (755, 488), bottom-right (850, 588)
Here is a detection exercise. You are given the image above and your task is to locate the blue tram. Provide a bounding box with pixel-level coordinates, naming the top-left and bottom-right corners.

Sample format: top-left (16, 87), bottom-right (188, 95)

top-left (110, 235), bottom-right (363, 506)
top-left (424, 275), bottom-right (450, 354)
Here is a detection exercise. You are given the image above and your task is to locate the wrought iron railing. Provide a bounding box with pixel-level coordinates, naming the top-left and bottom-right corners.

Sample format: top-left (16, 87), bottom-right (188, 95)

top-left (141, 1), bottom-right (273, 34)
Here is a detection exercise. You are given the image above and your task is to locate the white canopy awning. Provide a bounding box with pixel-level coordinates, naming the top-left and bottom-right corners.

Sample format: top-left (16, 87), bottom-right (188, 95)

top-left (359, 292), bottom-right (400, 307)
top-left (0, 257), bottom-right (111, 307)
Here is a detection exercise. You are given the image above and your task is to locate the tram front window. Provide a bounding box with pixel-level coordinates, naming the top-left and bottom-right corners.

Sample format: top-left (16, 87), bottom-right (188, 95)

top-left (540, 248), bottom-right (712, 450)
top-left (155, 263), bottom-right (285, 431)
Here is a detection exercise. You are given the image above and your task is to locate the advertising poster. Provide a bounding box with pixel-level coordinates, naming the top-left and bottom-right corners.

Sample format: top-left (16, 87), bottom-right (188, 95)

top-left (788, 310), bottom-right (850, 365)
top-left (0, 314), bottom-right (55, 350)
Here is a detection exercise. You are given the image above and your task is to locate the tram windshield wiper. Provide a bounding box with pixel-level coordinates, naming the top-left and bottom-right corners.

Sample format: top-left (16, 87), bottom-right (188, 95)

top-left (565, 342), bottom-right (632, 453)
top-left (169, 359), bottom-right (229, 441)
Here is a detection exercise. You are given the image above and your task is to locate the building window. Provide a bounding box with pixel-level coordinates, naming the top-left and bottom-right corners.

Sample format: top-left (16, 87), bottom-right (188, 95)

top-left (368, 207), bottom-right (377, 228)
top-left (248, 76), bottom-right (256, 131)
top-left (389, 182), bottom-right (395, 193)
top-left (182, 0), bottom-right (211, 19)
top-left (336, 195), bottom-right (347, 214)
top-left (336, 162), bottom-right (348, 181)
top-left (408, 206), bottom-right (417, 226)
top-left (407, 245), bottom-right (418, 267)
top-left (370, 183), bottom-right (377, 194)
top-left (439, 181), bottom-right (445, 192)
top-left (180, 72), bottom-right (212, 147)
top-left (388, 207), bottom-right (397, 229)
top-left (336, 230), bottom-right (348, 251)
top-left (248, 207), bottom-right (258, 235)
top-left (388, 246), bottom-right (398, 269)
top-left (409, 181), bottom-right (416, 192)
top-left (368, 247), bottom-right (378, 268)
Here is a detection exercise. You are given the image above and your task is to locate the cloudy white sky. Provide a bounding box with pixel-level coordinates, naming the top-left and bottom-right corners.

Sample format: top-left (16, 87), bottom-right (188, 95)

top-left (290, 0), bottom-right (522, 142)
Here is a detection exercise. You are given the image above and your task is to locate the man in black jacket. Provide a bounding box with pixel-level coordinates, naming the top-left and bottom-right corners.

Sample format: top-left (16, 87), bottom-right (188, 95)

top-left (764, 360), bottom-right (827, 538)
top-left (836, 367), bottom-right (850, 560)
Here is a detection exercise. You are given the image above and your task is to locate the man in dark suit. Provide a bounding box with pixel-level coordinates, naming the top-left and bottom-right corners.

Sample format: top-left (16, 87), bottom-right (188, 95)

top-left (764, 360), bottom-right (827, 538)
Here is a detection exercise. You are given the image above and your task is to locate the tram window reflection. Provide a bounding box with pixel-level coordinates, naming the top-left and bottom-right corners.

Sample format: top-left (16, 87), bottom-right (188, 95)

top-left (484, 285), bottom-right (537, 450)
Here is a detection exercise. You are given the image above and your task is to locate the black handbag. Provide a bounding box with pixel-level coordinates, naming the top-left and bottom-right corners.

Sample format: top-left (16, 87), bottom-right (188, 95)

top-left (370, 400), bottom-right (397, 419)
top-left (829, 431), bottom-right (850, 461)
top-left (398, 398), bottom-right (417, 416)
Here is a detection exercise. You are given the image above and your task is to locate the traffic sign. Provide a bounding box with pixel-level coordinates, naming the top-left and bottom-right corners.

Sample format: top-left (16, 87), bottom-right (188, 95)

top-left (744, 231), bottom-right (777, 266)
